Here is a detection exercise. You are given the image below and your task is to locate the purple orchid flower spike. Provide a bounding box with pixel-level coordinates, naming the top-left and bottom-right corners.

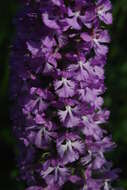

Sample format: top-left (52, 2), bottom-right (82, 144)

top-left (10, 0), bottom-right (121, 189)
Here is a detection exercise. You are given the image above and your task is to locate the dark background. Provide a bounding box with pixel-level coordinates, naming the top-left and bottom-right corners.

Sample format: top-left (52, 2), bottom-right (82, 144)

top-left (0, 1), bottom-right (127, 189)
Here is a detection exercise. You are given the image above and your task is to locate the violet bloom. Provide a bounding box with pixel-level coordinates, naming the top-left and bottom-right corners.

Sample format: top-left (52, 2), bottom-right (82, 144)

top-left (57, 133), bottom-right (84, 164)
top-left (58, 99), bottom-right (80, 128)
top-left (81, 28), bottom-right (110, 55)
top-left (26, 117), bottom-right (57, 149)
top-left (54, 72), bottom-right (76, 98)
top-left (41, 159), bottom-right (70, 187)
top-left (96, 0), bottom-right (113, 25)
top-left (10, 0), bottom-right (120, 189)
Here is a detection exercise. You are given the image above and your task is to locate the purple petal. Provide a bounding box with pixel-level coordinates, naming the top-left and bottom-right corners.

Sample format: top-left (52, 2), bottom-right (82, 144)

top-left (42, 13), bottom-right (60, 30)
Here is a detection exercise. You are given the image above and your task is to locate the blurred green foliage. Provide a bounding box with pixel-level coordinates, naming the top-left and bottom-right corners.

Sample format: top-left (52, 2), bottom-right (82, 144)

top-left (0, 0), bottom-right (127, 189)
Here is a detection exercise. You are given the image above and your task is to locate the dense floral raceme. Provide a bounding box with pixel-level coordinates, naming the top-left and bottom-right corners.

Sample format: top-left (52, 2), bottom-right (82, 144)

top-left (10, 0), bottom-right (120, 189)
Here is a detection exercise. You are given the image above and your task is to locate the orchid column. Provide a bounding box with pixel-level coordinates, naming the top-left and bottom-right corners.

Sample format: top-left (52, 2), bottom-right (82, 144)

top-left (10, 0), bottom-right (119, 190)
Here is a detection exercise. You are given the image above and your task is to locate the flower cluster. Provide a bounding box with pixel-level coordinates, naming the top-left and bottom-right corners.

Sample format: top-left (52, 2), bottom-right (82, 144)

top-left (10, 0), bottom-right (119, 189)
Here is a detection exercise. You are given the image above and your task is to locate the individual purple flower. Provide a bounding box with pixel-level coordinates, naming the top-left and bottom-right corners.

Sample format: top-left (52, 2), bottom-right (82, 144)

top-left (26, 117), bottom-right (57, 149)
top-left (78, 87), bottom-right (104, 109)
top-left (82, 166), bottom-right (104, 190)
top-left (57, 133), bottom-right (84, 164)
top-left (94, 109), bottom-right (110, 125)
top-left (96, 0), bottom-right (113, 25)
top-left (23, 87), bottom-right (51, 114)
top-left (27, 36), bottom-right (61, 74)
top-left (41, 159), bottom-right (70, 187)
top-left (68, 56), bottom-right (104, 83)
top-left (85, 136), bottom-right (116, 154)
top-left (63, 4), bottom-right (95, 31)
top-left (58, 100), bottom-right (80, 128)
top-left (80, 114), bottom-right (104, 140)
top-left (54, 72), bottom-right (76, 98)
top-left (81, 28), bottom-right (110, 55)
top-left (67, 57), bottom-right (90, 82)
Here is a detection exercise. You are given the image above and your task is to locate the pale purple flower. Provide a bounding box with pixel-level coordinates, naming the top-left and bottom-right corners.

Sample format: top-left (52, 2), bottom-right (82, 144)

top-left (81, 28), bottom-right (110, 55)
top-left (23, 87), bottom-right (50, 114)
top-left (26, 117), bottom-right (57, 149)
top-left (54, 73), bottom-right (75, 98)
top-left (58, 101), bottom-right (80, 128)
top-left (26, 36), bottom-right (61, 74)
top-left (85, 137), bottom-right (116, 154)
top-left (80, 114), bottom-right (104, 140)
top-left (83, 166), bottom-right (104, 190)
top-left (78, 87), bottom-right (104, 109)
top-left (95, 109), bottom-right (110, 124)
top-left (68, 57), bottom-right (90, 81)
top-left (41, 159), bottom-right (70, 187)
top-left (68, 56), bottom-right (104, 84)
top-left (63, 5), bottom-right (94, 31)
top-left (35, 122), bottom-right (57, 148)
top-left (57, 133), bottom-right (84, 164)
top-left (96, 0), bottom-right (112, 25)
